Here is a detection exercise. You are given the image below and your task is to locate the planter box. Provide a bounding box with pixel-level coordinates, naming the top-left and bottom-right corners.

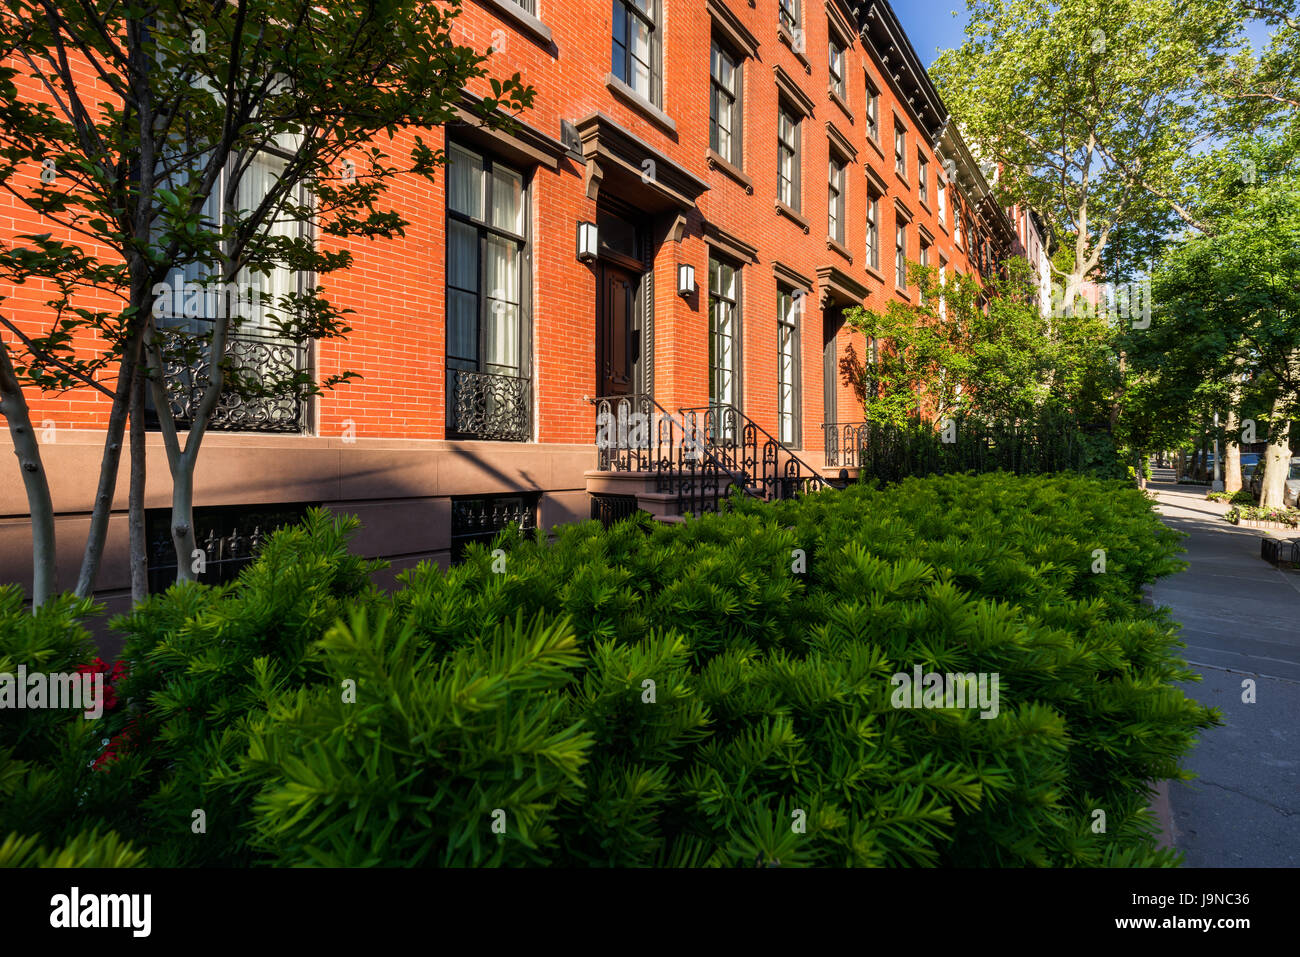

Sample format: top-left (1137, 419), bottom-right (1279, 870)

top-left (1235, 518), bottom-right (1300, 530)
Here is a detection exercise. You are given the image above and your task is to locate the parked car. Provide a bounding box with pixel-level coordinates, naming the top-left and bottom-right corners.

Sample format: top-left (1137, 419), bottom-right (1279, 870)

top-left (1248, 456), bottom-right (1300, 503)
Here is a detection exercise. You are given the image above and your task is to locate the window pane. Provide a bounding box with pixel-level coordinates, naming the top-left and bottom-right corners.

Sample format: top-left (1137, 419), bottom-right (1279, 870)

top-left (448, 145), bottom-right (483, 219)
top-left (490, 165), bottom-right (523, 234)
top-left (447, 290), bottom-right (478, 361)
top-left (448, 220), bottom-right (478, 291)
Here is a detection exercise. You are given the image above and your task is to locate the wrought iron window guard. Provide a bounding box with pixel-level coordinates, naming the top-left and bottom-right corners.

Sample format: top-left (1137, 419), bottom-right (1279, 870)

top-left (449, 368), bottom-right (531, 442)
top-left (146, 326), bottom-right (307, 433)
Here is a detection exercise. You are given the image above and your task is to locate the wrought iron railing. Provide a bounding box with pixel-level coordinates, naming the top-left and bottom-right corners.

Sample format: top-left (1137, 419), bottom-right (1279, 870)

top-left (822, 421), bottom-right (871, 469)
top-left (679, 404), bottom-right (832, 500)
top-left (449, 368), bottom-right (531, 442)
top-left (590, 394), bottom-right (756, 516)
top-left (148, 327), bottom-right (307, 433)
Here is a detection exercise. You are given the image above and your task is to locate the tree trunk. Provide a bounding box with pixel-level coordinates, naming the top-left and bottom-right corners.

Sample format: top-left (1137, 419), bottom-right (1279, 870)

top-left (128, 368), bottom-right (148, 604)
top-left (170, 452), bottom-right (199, 582)
top-left (1260, 399), bottom-right (1293, 509)
top-left (74, 343), bottom-right (136, 598)
top-left (1224, 408), bottom-right (1242, 494)
top-left (0, 339), bottom-right (57, 606)
top-left (1188, 444), bottom-right (1202, 484)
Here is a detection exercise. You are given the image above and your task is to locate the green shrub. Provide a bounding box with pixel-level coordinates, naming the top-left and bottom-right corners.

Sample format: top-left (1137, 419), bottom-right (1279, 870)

top-left (0, 475), bottom-right (1218, 867)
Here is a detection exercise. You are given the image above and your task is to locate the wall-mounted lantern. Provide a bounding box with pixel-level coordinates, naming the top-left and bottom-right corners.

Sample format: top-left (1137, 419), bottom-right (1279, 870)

top-left (576, 221), bottom-right (598, 263)
top-left (677, 263), bottom-right (696, 297)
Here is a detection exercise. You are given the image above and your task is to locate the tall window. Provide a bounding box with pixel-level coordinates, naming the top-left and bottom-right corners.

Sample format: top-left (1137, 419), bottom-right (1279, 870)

top-left (919, 241), bottom-right (930, 304)
top-left (937, 176), bottom-right (947, 222)
top-left (779, 0), bottom-right (798, 33)
top-left (954, 206), bottom-right (963, 247)
top-left (865, 75), bottom-right (879, 141)
top-left (939, 255), bottom-right (948, 319)
top-left (778, 108), bottom-right (800, 210)
top-left (894, 120), bottom-right (906, 177)
top-left (895, 217), bottom-right (907, 288)
top-left (777, 287), bottom-right (801, 446)
top-left (709, 257), bottom-right (741, 415)
top-left (512, 0), bottom-right (537, 11)
top-left (918, 151), bottom-right (929, 205)
top-left (866, 190), bottom-right (880, 269)
top-left (828, 155), bottom-right (845, 244)
top-left (829, 36), bottom-right (845, 99)
top-left (710, 41), bottom-right (742, 166)
top-left (446, 143), bottom-right (527, 430)
top-left (612, 0), bottom-right (661, 105)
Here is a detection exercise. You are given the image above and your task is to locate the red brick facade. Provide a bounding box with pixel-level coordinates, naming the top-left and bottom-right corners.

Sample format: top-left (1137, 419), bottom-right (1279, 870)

top-left (0, 0), bottom-right (1014, 605)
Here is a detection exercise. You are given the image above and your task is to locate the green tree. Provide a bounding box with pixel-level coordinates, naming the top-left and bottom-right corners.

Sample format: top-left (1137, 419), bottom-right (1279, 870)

top-left (0, 1), bottom-right (531, 605)
top-left (932, 0), bottom-right (1240, 303)
top-left (1135, 174), bottom-right (1300, 504)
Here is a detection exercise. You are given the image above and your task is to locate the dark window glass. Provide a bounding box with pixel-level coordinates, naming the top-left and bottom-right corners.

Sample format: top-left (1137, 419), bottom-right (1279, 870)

top-left (710, 41), bottom-right (742, 165)
top-left (612, 0), bottom-right (661, 104)
top-left (778, 108), bottom-right (800, 210)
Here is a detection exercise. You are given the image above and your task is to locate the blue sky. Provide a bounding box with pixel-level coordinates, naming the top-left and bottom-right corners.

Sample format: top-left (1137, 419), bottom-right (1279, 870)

top-left (892, 0), bottom-right (1278, 68)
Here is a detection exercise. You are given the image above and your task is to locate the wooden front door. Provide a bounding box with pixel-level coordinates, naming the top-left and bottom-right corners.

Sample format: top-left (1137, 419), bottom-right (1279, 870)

top-left (598, 262), bottom-right (639, 398)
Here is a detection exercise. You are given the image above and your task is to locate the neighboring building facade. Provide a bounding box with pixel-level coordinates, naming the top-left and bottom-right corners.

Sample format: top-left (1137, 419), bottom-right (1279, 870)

top-left (0, 0), bottom-right (1015, 612)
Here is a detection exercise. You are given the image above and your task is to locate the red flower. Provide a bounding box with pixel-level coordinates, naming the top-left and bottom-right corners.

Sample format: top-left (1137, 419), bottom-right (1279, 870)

top-left (76, 657), bottom-right (127, 711)
top-left (91, 717), bottom-right (139, 771)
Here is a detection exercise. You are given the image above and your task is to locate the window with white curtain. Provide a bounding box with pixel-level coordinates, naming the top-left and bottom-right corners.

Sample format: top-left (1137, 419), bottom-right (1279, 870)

top-left (612, 0), bottom-right (661, 105)
top-left (709, 256), bottom-right (741, 415)
top-left (777, 286), bottom-right (801, 446)
top-left (158, 141), bottom-right (303, 336)
top-left (446, 143), bottom-right (527, 393)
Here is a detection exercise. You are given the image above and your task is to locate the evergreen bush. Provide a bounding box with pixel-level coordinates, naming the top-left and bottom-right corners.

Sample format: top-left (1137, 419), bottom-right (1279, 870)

top-left (0, 475), bottom-right (1218, 867)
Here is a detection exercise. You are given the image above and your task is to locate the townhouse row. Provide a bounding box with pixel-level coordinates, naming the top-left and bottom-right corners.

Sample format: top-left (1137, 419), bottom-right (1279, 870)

top-left (0, 0), bottom-right (1039, 615)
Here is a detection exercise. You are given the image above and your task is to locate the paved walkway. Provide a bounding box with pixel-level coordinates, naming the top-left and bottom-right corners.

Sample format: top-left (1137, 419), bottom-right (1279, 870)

top-left (1146, 475), bottom-right (1300, 866)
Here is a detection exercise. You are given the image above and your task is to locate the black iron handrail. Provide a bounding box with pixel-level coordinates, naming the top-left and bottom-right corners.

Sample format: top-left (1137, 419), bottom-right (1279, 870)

top-left (679, 404), bottom-right (831, 500)
top-left (589, 393), bottom-right (758, 516)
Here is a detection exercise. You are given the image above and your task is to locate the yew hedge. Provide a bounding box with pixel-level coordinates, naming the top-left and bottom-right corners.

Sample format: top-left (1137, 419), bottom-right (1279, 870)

top-left (0, 473), bottom-right (1218, 867)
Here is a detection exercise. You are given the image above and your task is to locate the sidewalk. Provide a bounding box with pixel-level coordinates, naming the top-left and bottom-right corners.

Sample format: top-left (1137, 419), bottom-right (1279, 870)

top-left (1146, 477), bottom-right (1300, 867)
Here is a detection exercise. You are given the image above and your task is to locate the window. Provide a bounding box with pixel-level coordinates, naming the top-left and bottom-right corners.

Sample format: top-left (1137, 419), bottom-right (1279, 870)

top-left (866, 191), bottom-right (880, 270)
top-left (828, 155), bottom-right (845, 244)
top-left (149, 138), bottom-right (310, 434)
top-left (146, 503), bottom-right (314, 593)
top-left (919, 241), bottom-right (930, 303)
top-left (512, 0), bottom-right (537, 12)
top-left (779, 0), bottom-right (798, 33)
top-left (937, 176), bottom-right (947, 222)
top-left (918, 151), bottom-right (929, 205)
top-left (895, 217), bottom-right (907, 288)
top-left (829, 36), bottom-right (845, 99)
top-left (778, 108), bottom-right (801, 210)
top-left (446, 143), bottom-right (529, 439)
top-left (709, 257), bottom-right (742, 416)
top-left (710, 40), bottom-right (742, 166)
top-left (954, 206), bottom-right (964, 247)
top-left (612, 0), bottom-right (661, 105)
top-left (777, 287), bottom-right (801, 446)
top-left (865, 75), bottom-right (879, 141)
top-left (451, 493), bottom-right (538, 562)
top-left (894, 120), bottom-right (906, 177)
top-left (939, 255), bottom-right (948, 319)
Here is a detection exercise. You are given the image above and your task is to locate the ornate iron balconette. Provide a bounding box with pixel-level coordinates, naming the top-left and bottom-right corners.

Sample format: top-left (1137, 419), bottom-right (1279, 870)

top-left (149, 327), bottom-right (307, 433)
top-left (449, 368), bottom-right (531, 442)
